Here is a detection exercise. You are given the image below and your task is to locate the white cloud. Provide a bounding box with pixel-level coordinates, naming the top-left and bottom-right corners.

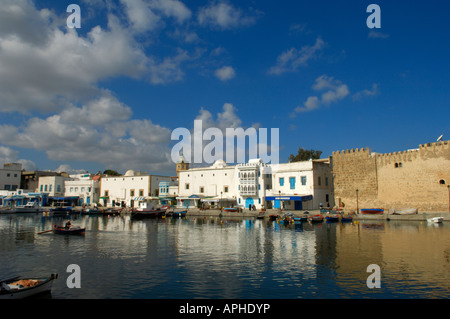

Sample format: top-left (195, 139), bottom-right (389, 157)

top-left (368, 30), bottom-right (389, 39)
top-left (0, 145), bottom-right (36, 170)
top-left (119, 0), bottom-right (191, 32)
top-left (197, 1), bottom-right (260, 30)
top-left (353, 83), bottom-right (379, 100)
top-left (214, 66), bottom-right (236, 81)
top-left (294, 75), bottom-right (349, 114)
top-left (268, 37), bottom-right (326, 75)
top-left (293, 76), bottom-right (378, 115)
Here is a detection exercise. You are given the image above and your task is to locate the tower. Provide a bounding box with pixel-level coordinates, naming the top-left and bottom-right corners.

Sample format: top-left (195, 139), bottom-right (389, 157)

top-left (176, 155), bottom-right (189, 177)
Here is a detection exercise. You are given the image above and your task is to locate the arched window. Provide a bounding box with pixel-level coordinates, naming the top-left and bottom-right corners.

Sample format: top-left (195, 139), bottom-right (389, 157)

top-left (439, 179), bottom-right (446, 185)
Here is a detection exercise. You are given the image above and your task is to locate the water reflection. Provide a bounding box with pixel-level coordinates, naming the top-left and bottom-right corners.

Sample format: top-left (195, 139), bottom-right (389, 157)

top-left (0, 214), bottom-right (449, 299)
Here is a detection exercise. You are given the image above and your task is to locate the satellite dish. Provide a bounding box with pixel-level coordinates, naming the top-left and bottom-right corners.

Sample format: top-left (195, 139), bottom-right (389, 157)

top-left (437, 134), bottom-right (443, 142)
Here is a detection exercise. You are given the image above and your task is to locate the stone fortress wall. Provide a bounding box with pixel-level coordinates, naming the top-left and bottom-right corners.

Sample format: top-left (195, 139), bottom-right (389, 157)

top-left (331, 140), bottom-right (450, 212)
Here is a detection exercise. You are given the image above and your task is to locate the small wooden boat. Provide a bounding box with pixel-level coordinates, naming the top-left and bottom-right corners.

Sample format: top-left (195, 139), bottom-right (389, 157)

top-left (309, 215), bottom-right (323, 223)
top-left (293, 216), bottom-right (308, 222)
top-left (223, 207), bottom-right (238, 212)
top-left (325, 215), bottom-right (339, 222)
top-left (361, 208), bottom-right (384, 215)
top-left (340, 215), bottom-right (353, 222)
top-left (53, 225), bottom-right (86, 234)
top-left (391, 208), bottom-right (417, 215)
top-left (0, 274), bottom-right (57, 299)
top-left (427, 217), bottom-right (444, 223)
top-left (131, 209), bottom-right (166, 219)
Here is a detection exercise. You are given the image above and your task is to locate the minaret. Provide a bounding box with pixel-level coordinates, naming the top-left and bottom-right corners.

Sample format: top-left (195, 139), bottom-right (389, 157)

top-left (176, 155), bottom-right (189, 178)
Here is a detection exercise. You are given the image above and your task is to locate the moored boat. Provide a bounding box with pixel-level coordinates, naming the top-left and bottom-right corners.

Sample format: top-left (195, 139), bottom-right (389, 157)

top-left (390, 208), bottom-right (417, 215)
top-left (12, 202), bottom-right (42, 213)
top-left (325, 215), bottom-right (339, 222)
top-left (427, 217), bottom-right (444, 223)
top-left (52, 224), bottom-right (86, 234)
top-left (340, 214), bottom-right (353, 222)
top-left (223, 207), bottom-right (238, 212)
top-left (361, 208), bottom-right (384, 215)
top-left (309, 215), bottom-right (323, 223)
top-left (0, 274), bottom-right (57, 299)
top-left (131, 209), bottom-right (166, 219)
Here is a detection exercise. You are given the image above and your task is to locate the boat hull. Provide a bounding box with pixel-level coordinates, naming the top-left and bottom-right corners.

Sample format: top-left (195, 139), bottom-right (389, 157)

top-left (391, 208), bottom-right (417, 215)
top-left (0, 274), bottom-right (57, 299)
top-left (309, 215), bottom-right (324, 223)
top-left (53, 225), bottom-right (86, 234)
top-left (131, 209), bottom-right (166, 219)
top-left (361, 209), bottom-right (384, 215)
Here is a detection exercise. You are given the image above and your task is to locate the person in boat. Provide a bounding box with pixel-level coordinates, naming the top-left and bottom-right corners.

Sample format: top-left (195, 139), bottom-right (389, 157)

top-left (65, 220), bottom-right (72, 230)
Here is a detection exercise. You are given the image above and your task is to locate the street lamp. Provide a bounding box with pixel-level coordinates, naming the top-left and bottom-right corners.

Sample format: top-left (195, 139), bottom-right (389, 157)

top-left (278, 190), bottom-right (281, 211)
top-left (356, 189), bottom-right (359, 214)
top-left (220, 191), bottom-right (223, 211)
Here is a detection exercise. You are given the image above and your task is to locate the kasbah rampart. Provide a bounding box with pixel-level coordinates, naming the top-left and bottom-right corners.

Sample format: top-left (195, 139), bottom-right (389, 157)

top-left (332, 140), bottom-right (450, 213)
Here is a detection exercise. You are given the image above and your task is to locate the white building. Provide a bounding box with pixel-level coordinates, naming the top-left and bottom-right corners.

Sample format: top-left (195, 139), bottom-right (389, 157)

top-left (0, 163), bottom-right (22, 191)
top-left (267, 159), bottom-right (334, 210)
top-left (100, 170), bottom-right (171, 208)
top-left (38, 176), bottom-right (72, 197)
top-left (65, 177), bottom-right (100, 206)
top-left (177, 158), bottom-right (333, 210)
top-left (177, 160), bottom-right (236, 209)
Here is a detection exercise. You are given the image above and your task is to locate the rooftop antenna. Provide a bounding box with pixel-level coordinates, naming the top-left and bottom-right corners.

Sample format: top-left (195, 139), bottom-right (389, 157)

top-left (437, 134), bottom-right (443, 142)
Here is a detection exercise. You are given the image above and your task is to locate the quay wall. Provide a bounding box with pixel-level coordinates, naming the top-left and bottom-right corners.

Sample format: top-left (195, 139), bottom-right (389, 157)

top-left (332, 141), bottom-right (450, 212)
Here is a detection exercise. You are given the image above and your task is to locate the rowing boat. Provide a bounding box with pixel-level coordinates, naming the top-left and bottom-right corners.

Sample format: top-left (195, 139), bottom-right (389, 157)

top-left (53, 225), bottom-right (86, 234)
top-left (0, 274), bottom-right (57, 299)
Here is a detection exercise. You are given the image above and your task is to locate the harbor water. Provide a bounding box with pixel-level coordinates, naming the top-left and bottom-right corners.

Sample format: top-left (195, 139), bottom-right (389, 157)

top-left (0, 213), bottom-right (449, 299)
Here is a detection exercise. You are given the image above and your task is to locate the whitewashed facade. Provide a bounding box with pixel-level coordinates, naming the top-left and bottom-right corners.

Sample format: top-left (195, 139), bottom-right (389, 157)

top-left (267, 159), bottom-right (334, 210)
top-left (100, 170), bottom-right (171, 208)
top-left (38, 176), bottom-right (72, 197)
top-left (177, 158), bottom-right (333, 210)
top-left (65, 178), bottom-right (100, 206)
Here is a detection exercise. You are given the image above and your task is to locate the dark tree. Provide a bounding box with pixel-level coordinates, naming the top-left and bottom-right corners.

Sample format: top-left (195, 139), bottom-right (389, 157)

top-left (103, 169), bottom-right (121, 176)
top-left (289, 148), bottom-right (322, 162)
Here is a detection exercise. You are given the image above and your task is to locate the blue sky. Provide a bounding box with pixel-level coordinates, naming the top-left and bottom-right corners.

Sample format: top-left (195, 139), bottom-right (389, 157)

top-left (0, 0), bottom-right (449, 175)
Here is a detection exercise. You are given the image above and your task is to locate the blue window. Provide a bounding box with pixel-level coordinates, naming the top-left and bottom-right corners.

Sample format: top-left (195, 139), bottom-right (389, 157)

top-left (301, 176), bottom-right (307, 186)
top-left (279, 178), bottom-right (284, 186)
top-left (238, 198), bottom-right (241, 204)
top-left (289, 177), bottom-right (295, 189)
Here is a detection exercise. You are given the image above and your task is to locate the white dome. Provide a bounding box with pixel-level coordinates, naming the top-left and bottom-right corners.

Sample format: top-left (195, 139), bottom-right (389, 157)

top-left (124, 169), bottom-right (135, 177)
top-left (212, 159), bottom-right (227, 168)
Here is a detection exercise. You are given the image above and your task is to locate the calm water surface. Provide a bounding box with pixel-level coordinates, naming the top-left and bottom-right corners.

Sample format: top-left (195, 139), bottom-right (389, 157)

top-left (0, 214), bottom-right (449, 299)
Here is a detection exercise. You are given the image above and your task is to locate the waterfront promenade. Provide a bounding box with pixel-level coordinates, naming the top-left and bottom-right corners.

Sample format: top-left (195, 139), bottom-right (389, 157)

top-left (67, 206), bottom-right (450, 221)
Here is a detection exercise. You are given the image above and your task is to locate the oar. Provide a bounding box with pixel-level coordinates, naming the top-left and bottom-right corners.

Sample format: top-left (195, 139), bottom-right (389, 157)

top-left (37, 229), bottom-right (53, 234)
